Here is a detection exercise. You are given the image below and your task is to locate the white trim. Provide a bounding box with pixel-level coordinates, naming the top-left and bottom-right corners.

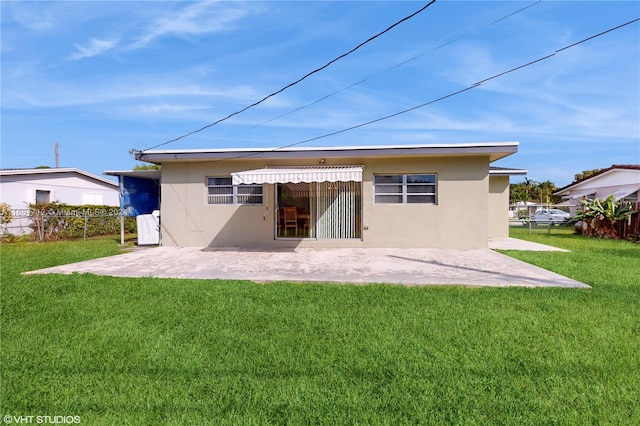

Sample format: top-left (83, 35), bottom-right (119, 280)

top-left (612, 185), bottom-right (640, 201)
top-left (232, 166), bottom-right (363, 185)
top-left (554, 167), bottom-right (640, 196)
top-left (143, 142), bottom-right (519, 155)
top-left (0, 168), bottom-right (118, 187)
top-left (104, 170), bottom-right (161, 180)
top-left (489, 168), bottom-right (528, 176)
top-left (564, 189), bottom-right (597, 200)
top-left (137, 142), bottom-right (519, 163)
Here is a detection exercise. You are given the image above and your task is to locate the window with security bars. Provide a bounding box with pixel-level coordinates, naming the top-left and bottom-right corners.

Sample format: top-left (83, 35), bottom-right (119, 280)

top-left (374, 174), bottom-right (437, 204)
top-left (206, 177), bottom-right (263, 205)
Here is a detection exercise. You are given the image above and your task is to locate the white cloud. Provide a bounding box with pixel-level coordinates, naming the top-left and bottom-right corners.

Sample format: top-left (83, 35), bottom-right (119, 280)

top-left (3, 73), bottom-right (266, 112)
top-left (134, 102), bottom-right (213, 116)
top-left (64, 2), bottom-right (261, 60)
top-left (8, 4), bottom-right (59, 32)
top-left (70, 38), bottom-right (119, 60)
top-left (126, 1), bottom-right (258, 51)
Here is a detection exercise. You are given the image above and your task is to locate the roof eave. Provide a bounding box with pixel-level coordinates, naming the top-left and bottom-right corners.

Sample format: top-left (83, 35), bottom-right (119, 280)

top-left (136, 142), bottom-right (519, 163)
top-left (104, 170), bottom-right (162, 180)
top-left (489, 168), bottom-right (528, 176)
top-left (554, 165), bottom-right (640, 195)
top-left (0, 167), bottom-right (118, 187)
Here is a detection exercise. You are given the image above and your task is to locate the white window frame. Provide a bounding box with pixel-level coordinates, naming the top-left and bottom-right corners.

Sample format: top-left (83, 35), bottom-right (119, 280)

top-left (206, 177), bottom-right (264, 205)
top-left (374, 174), bottom-right (437, 204)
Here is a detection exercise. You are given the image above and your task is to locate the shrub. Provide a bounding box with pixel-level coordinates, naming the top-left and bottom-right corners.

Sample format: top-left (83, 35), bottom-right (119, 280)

top-left (28, 202), bottom-right (136, 241)
top-left (0, 202), bottom-right (13, 238)
top-left (570, 195), bottom-right (637, 239)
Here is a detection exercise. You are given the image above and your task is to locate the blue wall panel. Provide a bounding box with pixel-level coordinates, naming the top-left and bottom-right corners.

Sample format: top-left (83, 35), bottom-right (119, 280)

top-left (120, 176), bottom-right (159, 216)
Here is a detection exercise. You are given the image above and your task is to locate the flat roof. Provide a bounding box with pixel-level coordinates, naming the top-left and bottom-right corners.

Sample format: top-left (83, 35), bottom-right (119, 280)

top-left (489, 166), bottom-right (528, 176)
top-left (104, 170), bottom-right (161, 180)
top-left (136, 142), bottom-right (519, 163)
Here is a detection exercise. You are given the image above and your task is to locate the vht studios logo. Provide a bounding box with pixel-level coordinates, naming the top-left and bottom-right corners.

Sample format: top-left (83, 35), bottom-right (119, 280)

top-left (3, 415), bottom-right (81, 424)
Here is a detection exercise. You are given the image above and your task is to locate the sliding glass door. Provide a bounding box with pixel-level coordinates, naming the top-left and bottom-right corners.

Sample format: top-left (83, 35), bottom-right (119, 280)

top-left (277, 181), bottom-right (361, 239)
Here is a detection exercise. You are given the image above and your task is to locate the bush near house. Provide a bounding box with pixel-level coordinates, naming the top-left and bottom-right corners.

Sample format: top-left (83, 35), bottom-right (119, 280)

top-left (0, 202), bottom-right (13, 234)
top-left (27, 202), bottom-right (136, 241)
top-left (570, 196), bottom-right (639, 240)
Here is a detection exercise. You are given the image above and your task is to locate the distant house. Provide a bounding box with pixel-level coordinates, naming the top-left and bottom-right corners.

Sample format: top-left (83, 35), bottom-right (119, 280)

top-left (134, 142), bottom-right (526, 249)
top-left (0, 168), bottom-right (119, 235)
top-left (554, 165), bottom-right (640, 215)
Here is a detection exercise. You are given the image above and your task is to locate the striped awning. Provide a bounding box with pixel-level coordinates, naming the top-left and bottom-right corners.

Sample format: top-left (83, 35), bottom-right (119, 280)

top-left (231, 166), bottom-right (363, 185)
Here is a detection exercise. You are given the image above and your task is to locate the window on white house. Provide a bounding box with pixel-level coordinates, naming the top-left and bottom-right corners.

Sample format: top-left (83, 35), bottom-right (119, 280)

top-left (83, 193), bottom-right (103, 205)
top-left (206, 177), bottom-right (263, 205)
top-left (35, 190), bottom-right (51, 204)
top-left (374, 174), bottom-right (437, 204)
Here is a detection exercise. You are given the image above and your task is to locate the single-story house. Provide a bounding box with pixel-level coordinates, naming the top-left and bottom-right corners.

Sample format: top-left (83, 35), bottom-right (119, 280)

top-left (135, 142), bottom-right (526, 249)
top-left (554, 164), bottom-right (640, 215)
top-left (0, 168), bottom-right (119, 235)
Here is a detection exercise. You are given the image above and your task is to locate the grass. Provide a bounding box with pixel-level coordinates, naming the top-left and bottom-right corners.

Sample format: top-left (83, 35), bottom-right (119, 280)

top-left (1, 234), bottom-right (639, 425)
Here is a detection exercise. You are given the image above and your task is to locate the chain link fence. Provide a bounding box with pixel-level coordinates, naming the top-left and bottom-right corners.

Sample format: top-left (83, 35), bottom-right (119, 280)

top-left (510, 201), bottom-right (639, 239)
top-left (509, 203), bottom-right (573, 235)
top-left (2, 203), bottom-right (136, 242)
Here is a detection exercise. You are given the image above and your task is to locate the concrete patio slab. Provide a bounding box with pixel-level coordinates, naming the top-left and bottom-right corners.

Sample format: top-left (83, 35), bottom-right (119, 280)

top-left (25, 246), bottom-right (589, 288)
top-left (489, 237), bottom-right (569, 252)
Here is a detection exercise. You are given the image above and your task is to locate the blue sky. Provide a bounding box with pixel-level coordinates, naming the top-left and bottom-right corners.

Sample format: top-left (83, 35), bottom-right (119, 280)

top-left (1, 1), bottom-right (638, 187)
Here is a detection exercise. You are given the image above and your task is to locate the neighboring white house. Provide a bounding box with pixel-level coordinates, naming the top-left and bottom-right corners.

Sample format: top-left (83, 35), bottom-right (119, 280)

top-left (554, 165), bottom-right (640, 215)
top-left (0, 168), bottom-right (119, 235)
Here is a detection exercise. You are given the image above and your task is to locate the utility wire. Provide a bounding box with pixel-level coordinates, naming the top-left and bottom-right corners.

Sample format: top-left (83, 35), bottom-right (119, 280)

top-left (222, 0), bottom-right (541, 140)
top-left (144, 0), bottom-right (437, 151)
top-left (148, 16), bottom-right (638, 164)
top-left (286, 18), bottom-right (640, 148)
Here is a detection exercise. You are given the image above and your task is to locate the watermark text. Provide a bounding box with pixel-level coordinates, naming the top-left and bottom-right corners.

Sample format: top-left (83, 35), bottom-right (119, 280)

top-left (3, 415), bottom-right (81, 424)
top-left (10, 208), bottom-right (125, 218)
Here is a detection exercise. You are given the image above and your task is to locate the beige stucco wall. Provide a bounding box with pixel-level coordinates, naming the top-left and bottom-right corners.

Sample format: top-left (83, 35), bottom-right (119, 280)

top-left (488, 175), bottom-right (510, 238)
top-left (159, 155), bottom-right (492, 249)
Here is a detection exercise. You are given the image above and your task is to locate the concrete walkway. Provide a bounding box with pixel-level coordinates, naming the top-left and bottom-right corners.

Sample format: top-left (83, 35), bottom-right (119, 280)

top-left (26, 243), bottom-right (589, 288)
top-left (488, 237), bottom-right (570, 252)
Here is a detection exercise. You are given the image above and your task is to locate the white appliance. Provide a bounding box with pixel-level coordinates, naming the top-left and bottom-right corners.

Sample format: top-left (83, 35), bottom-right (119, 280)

top-left (136, 210), bottom-right (160, 245)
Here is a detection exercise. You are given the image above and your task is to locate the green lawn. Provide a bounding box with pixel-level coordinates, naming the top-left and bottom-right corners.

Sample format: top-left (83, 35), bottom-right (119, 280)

top-left (1, 235), bottom-right (638, 425)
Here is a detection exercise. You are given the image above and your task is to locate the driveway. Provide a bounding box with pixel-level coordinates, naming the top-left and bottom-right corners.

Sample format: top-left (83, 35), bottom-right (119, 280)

top-left (26, 240), bottom-right (589, 288)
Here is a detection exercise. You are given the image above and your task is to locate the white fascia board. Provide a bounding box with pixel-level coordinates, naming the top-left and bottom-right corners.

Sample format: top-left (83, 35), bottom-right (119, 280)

top-left (489, 168), bottom-right (528, 176)
top-left (103, 170), bottom-right (161, 180)
top-left (137, 142), bottom-right (519, 163)
top-left (0, 168), bottom-right (118, 187)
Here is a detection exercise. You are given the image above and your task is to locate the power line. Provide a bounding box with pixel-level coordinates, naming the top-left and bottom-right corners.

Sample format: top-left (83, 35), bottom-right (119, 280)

top-left (160, 16), bottom-right (637, 164)
top-left (292, 17), bottom-right (640, 147)
top-left (222, 0), bottom-right (542, 140)
top-left (143, 1), bottom-right (437, 152)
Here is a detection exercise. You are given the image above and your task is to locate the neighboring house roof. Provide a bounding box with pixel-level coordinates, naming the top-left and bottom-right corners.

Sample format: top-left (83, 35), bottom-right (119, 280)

top-left (554, 164), bottom-right (640, 195)
top-left (0, 167), bottom-right (118, 187)
top-left (136, 142), bottom-right (520, 163)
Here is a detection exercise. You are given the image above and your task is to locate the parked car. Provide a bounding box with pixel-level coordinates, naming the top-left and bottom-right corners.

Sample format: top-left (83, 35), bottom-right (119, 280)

top-left (530, 209), bottom-right (570, 225)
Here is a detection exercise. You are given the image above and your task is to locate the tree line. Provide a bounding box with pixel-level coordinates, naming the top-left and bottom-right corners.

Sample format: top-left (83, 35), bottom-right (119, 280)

top-left (509, 179), bottom-right (561, 205)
